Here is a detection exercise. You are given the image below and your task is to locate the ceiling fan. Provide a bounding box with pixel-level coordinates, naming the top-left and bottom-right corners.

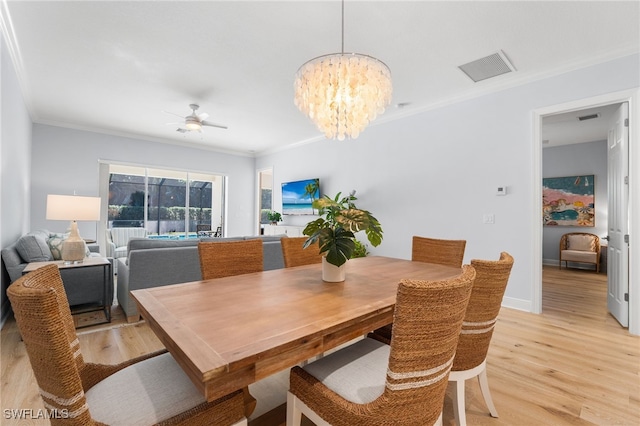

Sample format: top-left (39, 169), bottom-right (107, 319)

top-left (164, 104), bottom-right (228, 133)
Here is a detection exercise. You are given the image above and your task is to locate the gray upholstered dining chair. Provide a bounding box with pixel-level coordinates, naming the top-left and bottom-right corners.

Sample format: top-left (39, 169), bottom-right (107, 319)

top-left (286, 265), bottom-right (476, 426)
top-left (7, 264), bottom-right (248, 426)
top-left (280, 236), bottom-right (323, 268)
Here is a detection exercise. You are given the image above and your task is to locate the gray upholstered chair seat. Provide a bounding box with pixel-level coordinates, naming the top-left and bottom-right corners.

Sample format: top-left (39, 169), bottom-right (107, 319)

top-left (85, 352), bottom-right (206, 425)
top-left (301, 338), bottom-right (389, 404)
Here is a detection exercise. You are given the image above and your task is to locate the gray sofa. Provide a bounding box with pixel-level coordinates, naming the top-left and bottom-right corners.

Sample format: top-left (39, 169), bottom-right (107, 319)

top-left (1, 229), bottom-right (113, 308)
top-left (116, 234), bottom-right (288, 322)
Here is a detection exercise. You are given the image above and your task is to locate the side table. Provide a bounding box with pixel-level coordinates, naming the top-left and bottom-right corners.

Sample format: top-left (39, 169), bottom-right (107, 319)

top-left (600, 244), bottom-right (608, 273)
top-left (23, 257), bottom-right (113, 327)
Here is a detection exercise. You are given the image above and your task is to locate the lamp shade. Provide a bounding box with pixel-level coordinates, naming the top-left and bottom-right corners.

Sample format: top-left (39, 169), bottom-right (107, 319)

top-left (46, 194), bottom-right (101, 221)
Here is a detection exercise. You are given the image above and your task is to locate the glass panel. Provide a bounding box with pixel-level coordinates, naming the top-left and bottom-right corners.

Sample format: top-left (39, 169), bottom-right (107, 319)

top-left (147, 168), bottom-right (188, 237)
top-left (106, 164), bottom-right (225, 239)
top-left (190, 172), bottom-right (224, 237)
top-left (259, 169), bottom-right (273, 227)
top-left (108, 168), bottom-right (146, 228)
top-left (189, 179), bottom-right (212, 235)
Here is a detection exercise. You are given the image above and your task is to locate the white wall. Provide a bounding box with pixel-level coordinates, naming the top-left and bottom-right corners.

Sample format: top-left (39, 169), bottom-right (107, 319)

top-left (542, 141), bottom-right (608, 265)
top-left (256, 53), bottom-right (640, 312)
top-left (1, 33), bottom-right (33, 323)
top-left (31, 125), bottom-right (256, 240)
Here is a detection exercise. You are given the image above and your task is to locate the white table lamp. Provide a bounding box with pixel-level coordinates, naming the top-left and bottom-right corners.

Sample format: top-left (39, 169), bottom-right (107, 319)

top-left (46, 194), bottom-right (101, 263)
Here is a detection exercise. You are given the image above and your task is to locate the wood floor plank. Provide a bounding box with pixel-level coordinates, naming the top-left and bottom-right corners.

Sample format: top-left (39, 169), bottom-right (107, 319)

top-left (1, 267), bottom-right (638, 425)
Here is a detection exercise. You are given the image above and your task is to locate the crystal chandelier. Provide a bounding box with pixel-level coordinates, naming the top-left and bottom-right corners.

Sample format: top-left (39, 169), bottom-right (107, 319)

top-left (294, 1), bottom-right (392, 141)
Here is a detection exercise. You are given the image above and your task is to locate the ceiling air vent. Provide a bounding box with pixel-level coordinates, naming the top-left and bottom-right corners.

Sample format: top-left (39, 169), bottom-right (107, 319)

top-left (458, 50), bottom-right (516, 83)
top-left (578, 113), bottom-right (600, 121)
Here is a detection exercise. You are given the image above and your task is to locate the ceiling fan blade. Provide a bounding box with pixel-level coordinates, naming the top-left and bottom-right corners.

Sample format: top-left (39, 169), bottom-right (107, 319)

top-left (176, 128), bottom-right (188, 133)
top-left (163, 110), bottom-right (186, 119)
top-left (202, 120), bottom-right (228, 129)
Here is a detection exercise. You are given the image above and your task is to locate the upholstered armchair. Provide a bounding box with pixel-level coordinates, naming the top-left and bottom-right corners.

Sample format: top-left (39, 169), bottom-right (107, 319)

top-left (559, 232), bottom-right (601, 273)
top-left (106, 227), bottom-right (148, 272)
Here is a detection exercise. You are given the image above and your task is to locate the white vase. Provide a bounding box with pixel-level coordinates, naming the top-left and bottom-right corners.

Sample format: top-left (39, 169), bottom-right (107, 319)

top-left (322, 257), bottom-right (346, 282)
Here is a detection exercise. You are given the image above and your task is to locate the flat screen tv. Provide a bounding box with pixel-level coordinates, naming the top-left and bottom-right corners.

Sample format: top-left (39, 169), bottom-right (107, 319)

top-left (281, 178), bottom-right (320, 215)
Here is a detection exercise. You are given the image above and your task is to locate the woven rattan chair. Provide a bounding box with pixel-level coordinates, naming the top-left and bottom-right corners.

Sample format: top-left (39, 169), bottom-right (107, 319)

top-left (371, 235), bottom-right (467, 343)
top-left (198, 239), bottom-right (263, 279)
top-left (281, 236), bottom-right (322, 268)
top-left (7, 264), bottom-right (247, 426)
top-left (448, 252), bottom-right (514, 426)
top-left (559, 232), bottom-right (600, 273)
top-left (198, 238), bottom-right (264, 414)
top-left (286, 265), bottom-right (476, 426)
top-left (411, 235), bottom-right (467, 266)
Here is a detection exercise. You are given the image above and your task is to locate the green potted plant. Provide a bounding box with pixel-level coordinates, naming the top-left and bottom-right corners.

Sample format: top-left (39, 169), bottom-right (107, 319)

top-left (351, 240), bottom-right (369, 258)
top-left (303, 191), bottom-right (383, 281)
top-left (267, 210), bottom-right (282, 225)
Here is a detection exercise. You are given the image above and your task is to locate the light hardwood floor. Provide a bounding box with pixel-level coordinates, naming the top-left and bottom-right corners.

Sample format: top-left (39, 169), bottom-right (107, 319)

top-left (1, 266), bottom-right (638, 425)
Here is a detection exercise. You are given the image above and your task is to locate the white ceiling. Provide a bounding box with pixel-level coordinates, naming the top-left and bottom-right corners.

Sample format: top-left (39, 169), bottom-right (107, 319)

top-left (2, 1), bottom-right (638, 156)
top-left (542, 103), bottom-right (620, 148)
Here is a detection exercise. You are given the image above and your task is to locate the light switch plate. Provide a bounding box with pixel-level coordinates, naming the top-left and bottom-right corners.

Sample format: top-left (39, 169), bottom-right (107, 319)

top-left (496, 186), bottom-right (507, 196)
top-left (483, 214), bottom-right (495, 224)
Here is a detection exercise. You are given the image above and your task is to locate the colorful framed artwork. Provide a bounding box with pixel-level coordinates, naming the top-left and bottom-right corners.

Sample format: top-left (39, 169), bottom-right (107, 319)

top-left (543, 175), bottom-right (595, 226)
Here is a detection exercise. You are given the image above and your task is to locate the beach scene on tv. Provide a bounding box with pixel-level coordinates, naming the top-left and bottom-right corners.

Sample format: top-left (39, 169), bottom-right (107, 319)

top-left (282, 178), bottom-right (320, 215)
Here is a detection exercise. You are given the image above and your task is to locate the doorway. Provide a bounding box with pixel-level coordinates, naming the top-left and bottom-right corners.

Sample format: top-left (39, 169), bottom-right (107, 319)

top-left (257, 168), bottom-right (273, 235)
top-left (540, 104), bottom-right (619, 312)
top-left (532, 89), bottom-right (639, 335)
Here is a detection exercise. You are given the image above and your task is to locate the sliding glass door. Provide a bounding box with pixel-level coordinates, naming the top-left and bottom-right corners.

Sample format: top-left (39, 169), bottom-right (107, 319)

top-left (106, 164), bottom-right (225, 238)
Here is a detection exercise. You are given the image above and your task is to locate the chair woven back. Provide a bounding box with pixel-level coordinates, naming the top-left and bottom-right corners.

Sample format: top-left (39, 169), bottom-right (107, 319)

top-left (412, 235), bottom-right (466, 267)
top-left (281, 237), bottom-right (322, 268)
top-left (382, 265), bottom-right (475, 424)
top-left (7, 265), bottom-right (94, 425)
top-left (369, 235), bottom-right (467, 348)
top-left (559, 232), bottom-right (600, 252)
top-left (198, 239), bottom-right (264, 279)
top-left (453, 252), bottom-right (514, 372)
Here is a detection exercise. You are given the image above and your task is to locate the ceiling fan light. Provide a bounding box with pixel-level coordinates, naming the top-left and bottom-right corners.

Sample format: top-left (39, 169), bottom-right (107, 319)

top-left (185, 120), bottom-right (202, 131)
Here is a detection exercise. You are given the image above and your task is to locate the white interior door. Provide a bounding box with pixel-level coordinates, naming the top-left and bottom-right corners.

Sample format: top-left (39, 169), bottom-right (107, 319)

top-left (607, 102), bottom-right (629, 327)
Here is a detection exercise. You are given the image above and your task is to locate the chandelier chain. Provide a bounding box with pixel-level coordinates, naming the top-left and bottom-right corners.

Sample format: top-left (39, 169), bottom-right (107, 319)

top-left (293, 0), bottom-right (392, 140)
top-left (341, 0), bottom-right (345, 54)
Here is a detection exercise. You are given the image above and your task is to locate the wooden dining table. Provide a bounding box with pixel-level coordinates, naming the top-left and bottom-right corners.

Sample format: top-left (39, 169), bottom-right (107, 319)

top-left (131, 256), bottom-right (462, 403)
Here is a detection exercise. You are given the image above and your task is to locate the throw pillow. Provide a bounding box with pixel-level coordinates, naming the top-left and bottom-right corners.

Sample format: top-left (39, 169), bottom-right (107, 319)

top-left (15, 234), bottom-right (54, 262)
top-left (567, 234), bottom-right (595, 251)
top-left (48, 233), bottom-right (90, 260)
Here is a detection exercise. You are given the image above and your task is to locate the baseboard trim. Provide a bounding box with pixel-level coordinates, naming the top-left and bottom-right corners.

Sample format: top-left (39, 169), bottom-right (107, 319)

top-left (502, 296), bottom-right (532, 312)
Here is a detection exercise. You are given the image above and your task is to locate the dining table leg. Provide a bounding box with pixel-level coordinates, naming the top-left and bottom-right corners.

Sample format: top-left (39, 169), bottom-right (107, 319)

top-left (243, 386), bottom-right (257, 417)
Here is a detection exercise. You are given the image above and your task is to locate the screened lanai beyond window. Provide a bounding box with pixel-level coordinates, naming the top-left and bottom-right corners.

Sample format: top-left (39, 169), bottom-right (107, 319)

top-left (104, 164), bottom-right (225, 239)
